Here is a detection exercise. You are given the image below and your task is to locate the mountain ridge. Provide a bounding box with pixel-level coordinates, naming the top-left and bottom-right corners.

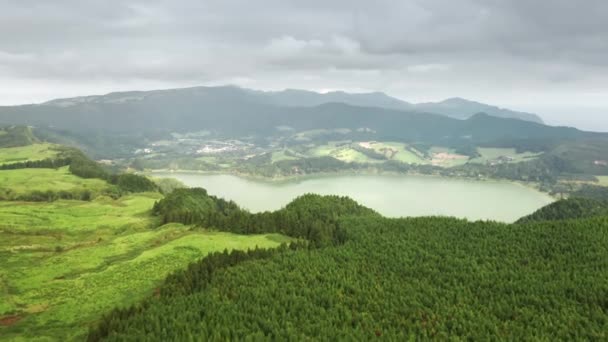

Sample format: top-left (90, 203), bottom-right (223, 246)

top-left (34, 85), bottom-right (543, 123)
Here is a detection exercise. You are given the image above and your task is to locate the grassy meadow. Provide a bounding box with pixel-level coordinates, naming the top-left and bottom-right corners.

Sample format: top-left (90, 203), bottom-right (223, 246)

top-left (469, 147), bottom-right (542, 164)
top-left (271, 150), bottom-right (299, 163)
top-left (0, 192), bottom-right (291, 341)
top-left (595, 176), bottom-right (608, 186)
top-left (0, 143), bottom-right (59, 166)
top-left (305, 141), bottom-right (426, 164)
top-left (0, 145), bottom-right (292, 341)
top-left (0, 166), bottom-right (110, 197)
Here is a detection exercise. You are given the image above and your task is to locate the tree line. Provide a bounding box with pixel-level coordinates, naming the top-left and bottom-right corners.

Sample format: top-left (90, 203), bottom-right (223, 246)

top-left (152, 189), bottom-right (376, 247)
top-left (1, 146), bottom-right (158, 200)
top-left (88, 209), bottom-right (608, 340)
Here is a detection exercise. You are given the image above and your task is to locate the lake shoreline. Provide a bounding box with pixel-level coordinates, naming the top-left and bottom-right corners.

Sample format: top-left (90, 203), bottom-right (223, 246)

top-left (147, 168), bottom-right (559, 200)
top-left (148, 169), bottom-right (555, 222)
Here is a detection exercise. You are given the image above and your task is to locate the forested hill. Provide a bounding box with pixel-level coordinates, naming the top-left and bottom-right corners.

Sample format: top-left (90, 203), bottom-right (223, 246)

top-left (152, 188), bottom-right (377, 247)
top-left (32, 86), bottom-right (542, 123)
top-left (0, 87), bottom-right (594, 145)
top-left (89, 199), bottom-right (608, 341)
top-left (517, 197), bottom-right (608, 223)
top-left (242, 88), bottom-right (543, 123)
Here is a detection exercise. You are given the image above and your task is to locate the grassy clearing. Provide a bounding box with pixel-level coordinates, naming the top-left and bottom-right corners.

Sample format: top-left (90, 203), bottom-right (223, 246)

top-left (595, 176), bottom-right (608, 186)
top-left (196, 156), bottom-right (219, 164)
top-left (0, 196), bottom-right (291, 340)
top-left (0, 143), bottom-right (59, 166)
top-left (307, 144), bottom-right (337, 157)
top-left (370, 142), bottom-right (426, 164)
top-left (428, 147), bottom-right (470, 167)
top-left (0, 166), bottom-right (110, 197)
top-left (306, 143), bottom-right (379, 164)
top-left (0, 143), bottom-right (293, 340)
top-left (0, 193), bottom-right (160, 234)
top-left (469, 148), bottom-right (542, 164)
top-left (271, 150), bottom-right (298, 163)
top-left (331, 148), bottom-right (376, 163)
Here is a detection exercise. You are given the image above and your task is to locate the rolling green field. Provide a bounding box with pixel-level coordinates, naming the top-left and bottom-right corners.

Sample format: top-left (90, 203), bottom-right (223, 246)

top-left (427, 147), bottom-right (470, 167)
top-left (0, 193), bottom-right (291, 340)
top-left (0, 142), bottom-right (292, 341)
top-left (330, 147), bottom-right (378, 163)
top-left (306, 143), bottom-right (376, 163)
top-left (370, 142), bottom-right (426, 164)
top-left (469, 148), bottom-right (542, 164)
top-left (0, 193), bottom-right (160, 234)
top-left (304, 142), bottom-right (477, 167)
top-left (0, 143), bottom-right (59, 166)
top-left (271, 150), bottom-right (298, 163)
top-left (305, 142), bottom-right (410, 164)
top-left (0, 166), bottom-right (110, 198)
top-left (596, 176), bottom-right (608, 186)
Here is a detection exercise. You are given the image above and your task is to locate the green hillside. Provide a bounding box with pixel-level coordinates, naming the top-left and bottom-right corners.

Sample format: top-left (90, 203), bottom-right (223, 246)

top-left (90, 213), bottom-right (608, 341)
top-left (0, 137), bottom-right (293, 340)
top-left (0, 167), bottom-right (110, 200)
top-left (0, 126), bottom-right (38, 148)
top-left (0, 88), bottom-right (596, 153)
top-left (0, 143), bottom-right (59, 166)
top-left (517, 197), bottom-right (608, 223)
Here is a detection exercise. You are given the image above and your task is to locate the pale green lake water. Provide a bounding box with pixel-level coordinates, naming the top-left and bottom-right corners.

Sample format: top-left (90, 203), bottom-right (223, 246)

top-left (153, 172), bottom-right (554, 222)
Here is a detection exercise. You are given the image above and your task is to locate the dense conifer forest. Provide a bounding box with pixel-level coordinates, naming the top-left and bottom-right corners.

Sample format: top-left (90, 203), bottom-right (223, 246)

top-left (517, 197), bottom-right (608, 223)
top-left (153, 189), bottom-right (375, 246)
top-left (89, 196), bottom-right (608, 340)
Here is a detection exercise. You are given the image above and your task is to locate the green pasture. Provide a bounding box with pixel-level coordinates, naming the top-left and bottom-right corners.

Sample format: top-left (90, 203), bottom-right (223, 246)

top-left (0, 166), bottom-right (110, 197)
top-left (0, 197), bottom-right (290, 340)
top-left (0, 144), bottom-right (59, 166)
top-left (469, 147), bottom-right (542, 164)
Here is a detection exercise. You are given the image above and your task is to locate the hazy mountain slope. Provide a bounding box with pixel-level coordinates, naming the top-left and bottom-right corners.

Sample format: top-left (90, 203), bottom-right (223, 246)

top-left (0, 126), bottom-right (38, 147)
top-left (11, 85), bottom-right (543, 124)
top-left (416, 97), bottom-right (543, 123)
top-left (244, 88), bottom-right (415, 111)
top-left (249, 89), bottom-right (543, 123)
top-left (0, 87), bottom-right (584, 147)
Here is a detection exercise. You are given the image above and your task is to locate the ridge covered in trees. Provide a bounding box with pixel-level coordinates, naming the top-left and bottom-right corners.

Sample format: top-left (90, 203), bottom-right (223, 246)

top-left (517, 197), bottom-right (608, 223)
top-left (89, 201), bottom-right (608, 340)
top-left (153, 188), bottom-right (376, 246)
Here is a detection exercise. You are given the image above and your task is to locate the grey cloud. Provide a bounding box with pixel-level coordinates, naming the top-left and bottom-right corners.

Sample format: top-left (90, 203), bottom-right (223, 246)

top-left (0, 0), bottom-right (607, 129)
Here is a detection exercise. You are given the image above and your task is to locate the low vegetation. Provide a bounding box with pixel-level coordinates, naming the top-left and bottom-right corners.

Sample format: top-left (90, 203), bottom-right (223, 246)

top-left (0, 143), bottom-right (59, 166)
top-left (0, 133), bottom-right (294, 340)
top-left (0, 166), bottom-right (111, 200)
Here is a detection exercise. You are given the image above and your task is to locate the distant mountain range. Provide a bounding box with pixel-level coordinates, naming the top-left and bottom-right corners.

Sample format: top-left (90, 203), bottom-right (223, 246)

top-left (1, 85), bottom-right (606, 175)
top-left (240, 88), bottom-right (544, 124)
top-left (0, 85), bottom-right (591, 152)
top-left (38, 85), bottom-right (542, 124)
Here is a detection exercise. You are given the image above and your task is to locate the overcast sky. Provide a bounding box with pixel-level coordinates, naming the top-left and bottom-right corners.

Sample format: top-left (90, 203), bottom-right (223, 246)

top-left (1, 0), bottom-right (607, 130)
